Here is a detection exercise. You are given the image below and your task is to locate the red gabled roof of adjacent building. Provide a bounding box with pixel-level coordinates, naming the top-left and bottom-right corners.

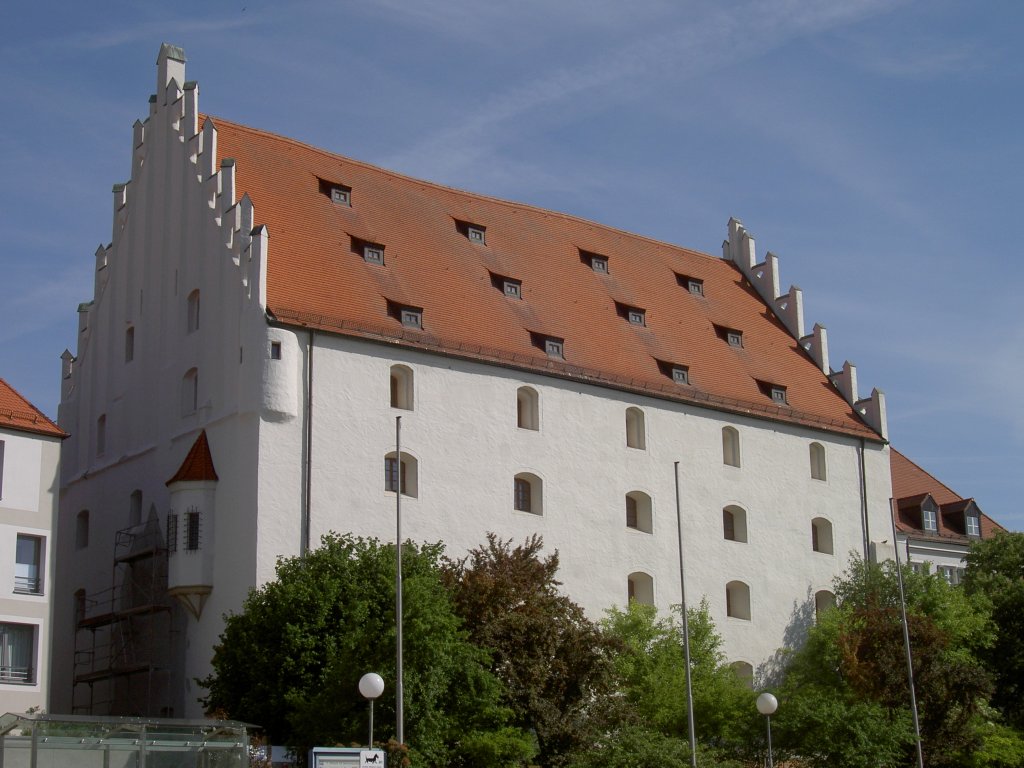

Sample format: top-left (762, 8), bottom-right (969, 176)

top-left (890, 448), bottom-right (1004, 540)
top-left (212, 117), bottom-right (880, 440)
top-left (0, 378), bottom-right (64, 438)
top-left (166, 430), bottom-right (218, 485)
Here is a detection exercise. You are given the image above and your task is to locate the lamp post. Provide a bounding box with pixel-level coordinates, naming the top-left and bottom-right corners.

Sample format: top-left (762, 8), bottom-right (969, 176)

top-left (756, 692), bottom-right (778, 768)
top-left (359, 672), bottom-right (385, 749)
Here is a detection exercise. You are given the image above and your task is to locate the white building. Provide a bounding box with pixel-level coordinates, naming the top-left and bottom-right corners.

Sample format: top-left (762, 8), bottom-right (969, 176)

top-left (890, 448), bottom-right (1003, 584)
top-left (51, 44), bottom-right (895, 718)
top-left (0, 378), bottom-right (63, 713)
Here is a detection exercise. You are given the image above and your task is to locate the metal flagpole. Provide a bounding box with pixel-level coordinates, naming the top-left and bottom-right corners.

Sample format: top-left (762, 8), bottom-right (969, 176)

top-left (395, 416), bottom-right (405, 745)
top-left (889, 498), bottom-right (924, 768)
top-left (674, 462), bottom-right (698, 767)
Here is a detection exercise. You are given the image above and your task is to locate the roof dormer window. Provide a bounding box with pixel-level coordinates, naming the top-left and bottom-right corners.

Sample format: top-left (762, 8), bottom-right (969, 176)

top-left (922, 501), bottom-right (938, 531)
top-left (387, 300), bottom-right (423, 330)
top-left (656, 359), bottom-right (690, 385)
top-left (531, 332), bottom-right (564, 359)
top-left (456, 220), bottom-right (487, 244)
top-left (771, 386), bottom-right (787, 404)
top-left (580, 249), bottom-right (609, 274)
top-left (401, 309), bottom-right (422, 329)
top-left (616, 302), bottom-right (646, 326)
top-left (966, 513), bottom-right (980, 537)
top-left (504, 279), bottom-right (522, 299)
top-left (363, 244), bottom-right (384, 265)
top-left (676, 273), bottom-right (704, 296)
top-left (318, 177), bottom-right (352, 206)
top-left (714, 324), bottom-right (743, 348)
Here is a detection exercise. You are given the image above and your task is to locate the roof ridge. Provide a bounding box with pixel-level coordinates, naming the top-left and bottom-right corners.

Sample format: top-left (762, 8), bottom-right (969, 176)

top-left (205, 114), bottom-right (719, 263)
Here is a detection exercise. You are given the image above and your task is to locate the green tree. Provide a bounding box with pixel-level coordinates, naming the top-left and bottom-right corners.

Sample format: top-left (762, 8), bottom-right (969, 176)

top-left (776, 558), bottom-right (994, 768)
top-left (442, 534), bottom-right (618, 767)
top-left (600, 599), bottom-right (754, 749)
top-left (964, 532), bottom-right (1024, 729)
top-left (200, 533), bottom-right (533, 767)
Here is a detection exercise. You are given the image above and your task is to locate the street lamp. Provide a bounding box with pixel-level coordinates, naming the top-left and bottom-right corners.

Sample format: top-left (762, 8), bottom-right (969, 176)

top-left (359, 672), bottom-right (385, 749)
top-left (756, 692), bottom-right (778, 768)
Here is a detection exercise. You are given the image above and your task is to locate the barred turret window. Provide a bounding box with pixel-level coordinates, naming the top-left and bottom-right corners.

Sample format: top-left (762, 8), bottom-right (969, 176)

top-left (185, 507), bottom-right (201, 551)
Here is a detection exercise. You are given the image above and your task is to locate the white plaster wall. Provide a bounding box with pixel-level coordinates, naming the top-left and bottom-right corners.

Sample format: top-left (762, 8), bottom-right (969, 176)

top-left (53, 70), bottom-right (267, 716)
top-left (284, 335), bottom-right (893, 679)
top-left (0, 429), bottom-right (61, 713)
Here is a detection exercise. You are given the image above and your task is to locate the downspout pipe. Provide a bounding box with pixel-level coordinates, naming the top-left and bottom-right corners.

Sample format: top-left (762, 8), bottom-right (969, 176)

top-left (303, 329), bottom-right (314, 556)
top-left (858, 438), bottom-right (870, 562)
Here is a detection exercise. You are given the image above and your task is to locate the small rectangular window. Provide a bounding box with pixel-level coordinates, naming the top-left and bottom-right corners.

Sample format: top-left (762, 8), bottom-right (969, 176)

top-left (125, 326), bottom-right (135, 363)
top-left (331, 186), bottom-right (351, 205)
top-left (15, 535), bottom-right (43, 594)
top-left (966, 515), bottom-right (980, 536)
top-left (503, 280), bottom-right (522, 299)
top-left (401, 309), bottom-right (422, 329)
top-left (270, 341), bottom-right (282, 360)
top-left (688, 279), bottom-right (704, 296)
top-left (0, 623), bottom-right (36, 684)
top-left (467, 226), bottom-right (486, 244)
top-left (580, 249), bottom-right (610, 273)
top-left (185, 509), bottom-right (200, 551)
top-left (771, 387), bottom-right (787, 404)
top-left (727, 331), bottom-right (742, 348)
top-left (922, 507), bottom-right (937, 531)
top-left (166, 514), bottom-right (178, 552)
top-left (628, 309), bottom-right (645, 326)
top-left (545, 339), bottom-right (563, 358)
top-left (364, 245), bottom-right (384, 265)
top-left (672, 367), bottom-right (689, 385)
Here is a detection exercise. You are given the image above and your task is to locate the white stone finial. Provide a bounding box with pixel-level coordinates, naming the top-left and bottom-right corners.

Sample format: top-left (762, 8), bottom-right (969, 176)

top-left (157, 43), bottom-right (186, 94)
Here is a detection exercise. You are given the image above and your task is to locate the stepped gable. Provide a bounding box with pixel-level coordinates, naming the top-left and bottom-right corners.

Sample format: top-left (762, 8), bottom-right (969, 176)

top-left (210, 116), bottom-right (880, 440)
top-left (0, 378), bottom-right (64, 438)
top-left (166, 430), bottom-right (218, 485)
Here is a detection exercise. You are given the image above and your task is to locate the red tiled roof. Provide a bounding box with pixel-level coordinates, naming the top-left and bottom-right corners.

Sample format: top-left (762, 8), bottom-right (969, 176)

top-left (213, 117), bottom-right (880, 440)
top-left (890, 448), bottom-right (1004, 540)
top-left (0, 378), bottom-right (64, 438)
top-left (166, 430), bottom-right (218, 485)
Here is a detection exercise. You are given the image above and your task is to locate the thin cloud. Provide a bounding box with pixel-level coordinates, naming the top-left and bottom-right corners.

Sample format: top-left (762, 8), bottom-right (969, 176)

top-left (383, 0), bottom-right (901, 180)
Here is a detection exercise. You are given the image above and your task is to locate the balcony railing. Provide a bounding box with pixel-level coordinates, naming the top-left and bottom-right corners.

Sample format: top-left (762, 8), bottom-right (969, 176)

top-left (0, 665), bottom-right (34, 684)
top-left (13, 575), bottom-right (42, 594)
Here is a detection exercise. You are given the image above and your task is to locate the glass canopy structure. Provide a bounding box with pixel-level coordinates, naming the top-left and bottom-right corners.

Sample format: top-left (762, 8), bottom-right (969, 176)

top-left (0, 713), bottom-right (253, 767)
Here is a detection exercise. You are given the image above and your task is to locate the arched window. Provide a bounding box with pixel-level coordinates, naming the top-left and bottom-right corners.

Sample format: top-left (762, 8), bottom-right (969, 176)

top-left (75, 511), bottom-right (90, 550)
top-left (513, 473), bottom-right (542, 514)
top-left (811, 517), bottom-right (834, 554)
top-left (627, 572), bottom-right (654, 605)
top-left (96, 414), bottom-right (106, 456)
top-left (730, 661), bottom-right (754, 689)
top-left (625, 407), bottom-right (646, 449)
top-left (625, 491), bottom-right (653, 533)
top-left (517, 386), bottom-right (539, 430)
top-left (181, 368), bottom-right (198, 415)
top-left (809, 442), bottom-right (827, 480)
top-left (726, 580), bottom-right (751, 620)
top-left (723, 505), bottom-right (748, 543)
top-left (384, 452), bottom-right (418, 498)
top-left (129, 490), bottom-right (143, 527)
top-left (187, 289), bottom-right (200, 333)
top-left (390, 365), bottom-right (414, 410)
top-left (722, 426), bottom-right (741, 467)
top-left (815, 590), bottom-right (836, 619)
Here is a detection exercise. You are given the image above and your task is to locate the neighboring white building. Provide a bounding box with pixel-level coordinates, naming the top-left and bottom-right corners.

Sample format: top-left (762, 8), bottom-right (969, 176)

top-left (890, 448), bottom-right (1004, 584)
top-left (51, 44), bottom-right (895, 718)
top-left (0, 378), bottom-right (63, 713)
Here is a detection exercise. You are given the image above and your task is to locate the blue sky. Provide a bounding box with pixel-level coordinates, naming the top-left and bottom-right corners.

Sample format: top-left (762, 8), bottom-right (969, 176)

top-left (1, 1), bottom-right (1021, 529)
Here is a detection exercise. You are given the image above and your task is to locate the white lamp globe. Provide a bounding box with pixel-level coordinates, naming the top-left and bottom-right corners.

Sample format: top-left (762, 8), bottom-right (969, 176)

top-left (756, 692), bottom-right (778, 716)
top-left (359, 672), bottom-right (385, 700)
